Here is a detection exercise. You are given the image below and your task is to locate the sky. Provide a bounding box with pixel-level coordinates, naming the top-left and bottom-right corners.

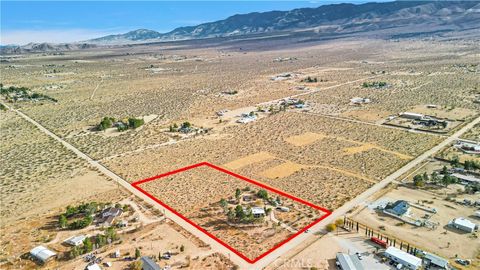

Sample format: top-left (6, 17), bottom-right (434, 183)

top-left (1, 1), bottom-right (384, 45)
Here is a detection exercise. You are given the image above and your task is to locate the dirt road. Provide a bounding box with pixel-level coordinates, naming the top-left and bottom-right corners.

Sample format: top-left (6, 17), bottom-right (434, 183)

top-left (256, 115), bottom-right (480, 270)
top-left (3, 97), bottom-right (478, 270)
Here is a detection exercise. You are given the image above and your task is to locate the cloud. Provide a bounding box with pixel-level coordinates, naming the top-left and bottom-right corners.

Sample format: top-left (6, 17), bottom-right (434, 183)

top-left (0, 28), bottom-right (126, 45)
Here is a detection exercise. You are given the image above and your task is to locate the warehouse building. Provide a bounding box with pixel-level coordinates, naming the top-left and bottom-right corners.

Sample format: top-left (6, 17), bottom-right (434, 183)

top-left (384, 247), bottom-right (422, 270)
top-left (335, 253), bottom-right (364, 270)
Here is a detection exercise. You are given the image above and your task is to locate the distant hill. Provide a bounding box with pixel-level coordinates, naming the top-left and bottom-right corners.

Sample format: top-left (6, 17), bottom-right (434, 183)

top-left (88, 1), bottom-right (480, 44)
top-left (2, 1), bottom-right (479, 53)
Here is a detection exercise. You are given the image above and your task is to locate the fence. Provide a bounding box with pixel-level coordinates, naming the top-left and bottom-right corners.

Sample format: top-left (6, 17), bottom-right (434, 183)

top-left (343, 217), bottom-right (425, 255)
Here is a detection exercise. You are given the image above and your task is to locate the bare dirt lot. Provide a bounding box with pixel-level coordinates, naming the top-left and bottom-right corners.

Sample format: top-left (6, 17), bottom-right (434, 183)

top-left (353, 185), bottom-right (480, 259)
top-left (136, 165), bottom-right (325, 260)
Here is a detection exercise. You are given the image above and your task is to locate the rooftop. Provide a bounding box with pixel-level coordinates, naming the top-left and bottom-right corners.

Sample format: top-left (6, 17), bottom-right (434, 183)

top-left (385, 247), bottom-right (422, 267)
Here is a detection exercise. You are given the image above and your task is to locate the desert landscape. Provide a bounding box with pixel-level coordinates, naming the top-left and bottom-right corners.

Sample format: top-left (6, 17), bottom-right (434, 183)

top-left (1, 1), bottom-right (480, 269)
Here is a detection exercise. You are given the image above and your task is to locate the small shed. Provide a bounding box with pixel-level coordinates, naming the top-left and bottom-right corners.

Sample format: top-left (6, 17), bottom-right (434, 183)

top-left (64, 235), bottom-right (87, 246)
top-left (30, 246), bottom-right (56, 263)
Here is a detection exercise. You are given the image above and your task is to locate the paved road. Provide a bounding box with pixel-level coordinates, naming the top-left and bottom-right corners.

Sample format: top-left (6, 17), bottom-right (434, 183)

top-left (254, 115), bottom-right (480, 270)
top-left (2, 103), bottom-right (251, 268)
top-left (3, 97), bottom-right (479, 270)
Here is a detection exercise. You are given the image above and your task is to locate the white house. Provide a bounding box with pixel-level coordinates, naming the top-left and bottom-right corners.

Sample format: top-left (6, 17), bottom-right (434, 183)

top-left (251, 207), bottom-right (266, 218)
top-left (86, 264), bottom-right (102, 270)
top-left (64, 235), bottom-right (87, 246)
top-left (449, 217), bottom-right (477, 233)
top-left (384, 247), bottom-right (422, 270)
top-left (30, 246), bottom-right (56, 263)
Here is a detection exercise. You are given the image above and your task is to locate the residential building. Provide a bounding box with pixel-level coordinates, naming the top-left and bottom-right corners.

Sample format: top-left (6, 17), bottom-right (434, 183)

top-left (251, 207), bottom-right (266, 218)
top-left (384, 247), bottom-right (422, 270)
top-left (101, 207), bottom-right (123, 219)
top-left (384, 200), bottom-right (410, 216)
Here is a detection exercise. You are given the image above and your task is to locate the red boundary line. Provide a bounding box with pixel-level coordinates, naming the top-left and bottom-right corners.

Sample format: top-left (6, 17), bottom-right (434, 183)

top-left (131, 162), bottom-right (332, 264)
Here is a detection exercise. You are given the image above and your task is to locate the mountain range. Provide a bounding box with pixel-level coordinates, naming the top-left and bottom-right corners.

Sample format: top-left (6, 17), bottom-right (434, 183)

top-left (2, 1), bottom-right (479, 53)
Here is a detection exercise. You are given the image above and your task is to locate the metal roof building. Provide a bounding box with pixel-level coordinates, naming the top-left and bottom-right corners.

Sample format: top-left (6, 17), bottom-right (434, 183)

top-left (384, 200), bottom-right (410, 216)
top-left (384, 247), bottom-right (422, 270)
top-left (449, 217), bottom-right (477, 233)
top-left (424, 252), bottom-right (449, 269)
top-left (30, 246), bottom-right (56, 263)
top-left (141, 256), bottom-right (161, 270)
top-left (335, 253), bottom-right (364, 270)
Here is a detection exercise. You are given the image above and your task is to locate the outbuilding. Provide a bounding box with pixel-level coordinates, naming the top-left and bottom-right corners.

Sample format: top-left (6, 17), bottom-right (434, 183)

top-left (424, 252), bottom-right (449, 269)
top-left (384, 247), bottom-right (422, 270)
top-left (141, 256), bottom-right (161, 270)
top-left (335, 253), bottom-right (364, 270)
top-left (448, 217), bottom-right (477, 233)
top-left (400, 112), bottom-right (424, 120)
top-left (64, 235), bottom-right (87, 246)
top-left (30, 246), bottom-right (56, 264)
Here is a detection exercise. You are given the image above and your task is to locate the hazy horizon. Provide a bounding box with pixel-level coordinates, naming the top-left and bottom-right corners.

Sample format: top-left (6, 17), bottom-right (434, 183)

top-left (1, 0), bottom-right (386, 45)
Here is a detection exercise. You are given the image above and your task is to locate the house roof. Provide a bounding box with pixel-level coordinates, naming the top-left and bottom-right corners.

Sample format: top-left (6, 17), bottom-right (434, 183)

top-left (86, 264), bottom-right (102, 270)
top-left (102, 207), bottom-right (123, 217)
top-left (251, 207), bottom-right (265, 215)
top-left (30, 246), bottom-right (56, 262)
top-left (385, 200), bottom-right (409, 216)
top-left (141, 256), bottom-right (161, 270)
top-left (385, 247), bottom-right (422, 267)
top-left (424, 252), bottom-right (449, 268)
top-left (64, 235), bottom-right (86, 245)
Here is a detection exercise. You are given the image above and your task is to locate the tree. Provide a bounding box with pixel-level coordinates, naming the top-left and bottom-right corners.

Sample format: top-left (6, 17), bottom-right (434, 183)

top-left (128, 118), bottom-right (145, 129)
top-left (413, 174), bottom-right (425, 187)
top-left (220, 198), bottom-right (227, 211)
top-left (135, 248), bottom-right (141, 259)
top-left (234, 205), bottom-right (245, 220)
top-left (431, 171), bottom-right (439, 184)
top-left (130, 261), bottom-right (143, 270)
top-left (235, 188), bottom-right (241, 200)
top-left (181, 122), bottom-right (191, 129)
top-left (441, 166), bottom-right (449, 175)
top-left (83, 237), bottom-right (93, 253)
top-left (69, 246), bottom-right (82, 259)
top-left (95, 235), bottom-right (107, 248)
top-left (326, 223), bottom-right (336, 232)
top-left (59, 214), bottom-right (68, 228)
top-left (227, 208), bottom-right (235, 221)
top-left (441, 174), bottom-right (456, 187)
top-left (105, 226), bottom-right (118, 241)
top-left (451, 156), bottom-right (460, 168)
top-left (180, 245), bottom-right (185, 252)
top-left (98, 117), bottom-right (114, 131)
top-left (257, 189), bottom-right (268, 200)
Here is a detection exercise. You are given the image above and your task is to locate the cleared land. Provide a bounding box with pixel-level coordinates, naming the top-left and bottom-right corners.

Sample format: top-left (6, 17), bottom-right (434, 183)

top-left (1, 33), bottom-right (479, 269)
top-left (137, 165), bottom-right (325, 260)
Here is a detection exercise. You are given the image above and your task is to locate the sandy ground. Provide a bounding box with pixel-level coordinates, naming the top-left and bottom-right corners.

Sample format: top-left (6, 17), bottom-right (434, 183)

top-left (353, 186), bottom-right (480, 259)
